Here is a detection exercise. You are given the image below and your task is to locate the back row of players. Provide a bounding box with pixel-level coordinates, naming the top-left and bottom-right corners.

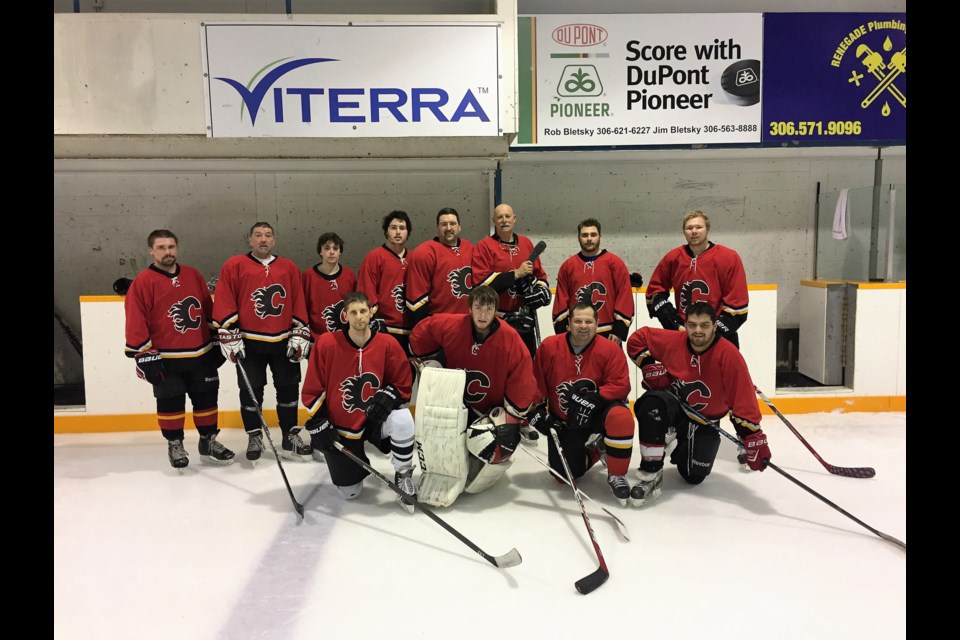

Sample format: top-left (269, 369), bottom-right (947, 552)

top-left (123, 203), bottom-right (770, 510)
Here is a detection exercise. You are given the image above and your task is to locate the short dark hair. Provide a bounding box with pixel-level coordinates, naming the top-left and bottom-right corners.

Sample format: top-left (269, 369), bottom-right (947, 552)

top-left (569, 301), bottom-right (598, 319)
top-left (577, 218), bottom-right (602, 235)
top-left (382, 211), bottom-right (412, 236)
top-left (343, 290), bottom-right (370, 310)
top-left (317, 232), bottom-right (344, 254)
top-left (437, 207), bottom-right (460, 225)
top-left (249, 221), bottom-right (275, 236)
top-left (685, 301), bottom-right (717, 322)
top-left (147, 229), bottom-right (177, 248)
top-left (468, 285), bottom-right (499, 309)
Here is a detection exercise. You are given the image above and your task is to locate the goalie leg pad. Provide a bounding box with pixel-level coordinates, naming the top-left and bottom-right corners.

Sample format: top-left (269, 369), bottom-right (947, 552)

top-left (414, 367), bottom-right (470, 507)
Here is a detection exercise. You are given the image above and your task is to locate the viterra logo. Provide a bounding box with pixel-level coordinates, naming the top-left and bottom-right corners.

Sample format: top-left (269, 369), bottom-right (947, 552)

top-left (552, 24), bottom-right (608, 47)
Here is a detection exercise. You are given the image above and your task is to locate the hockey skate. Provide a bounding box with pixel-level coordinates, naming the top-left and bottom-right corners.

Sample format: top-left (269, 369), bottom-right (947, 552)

top-left (606, 474), bottom-right (631, 507)
top-left (198, 429), bottom-right (235, 465)
top-left (280, 427), bottom-right (313, 462)
top-left (395, 467), bottom-right (416, 514)
top-left (168, 439), bottom-right (189, 470)
top-left (631, 469), bottom-right (663, 507)
top-left (246, 430), bottom-right (264, 464)
top-left (519, 424), bottom-right (540, 445)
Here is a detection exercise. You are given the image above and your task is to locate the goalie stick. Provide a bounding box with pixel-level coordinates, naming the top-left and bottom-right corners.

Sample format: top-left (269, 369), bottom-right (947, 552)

top-left (235, 362), bottom-right (305, 519)
top-left (548, 428), bottom-right (610, 594)
top-left (677, 400), bottom-right (905, 551)
top-left (755, 386), bottom-right (876, 478)
top-left (516, 445), bottom-right (631, 541)
top-left (332, 441), bottom-right (522, 569)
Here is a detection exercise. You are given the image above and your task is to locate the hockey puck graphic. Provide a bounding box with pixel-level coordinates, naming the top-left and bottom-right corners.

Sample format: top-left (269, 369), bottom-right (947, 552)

top-left (720, 59), bottom-right (760, 106)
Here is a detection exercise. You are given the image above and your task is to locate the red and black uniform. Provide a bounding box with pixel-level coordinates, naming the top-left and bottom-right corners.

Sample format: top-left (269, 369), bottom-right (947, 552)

top-left (302, 264), bottom-right (358, 339)
top-left (645, 242), bottom-right (748, 347)
top-left (627, 326), bottom-right (762, 482)
top-left (124, 263), bottom-right (221, 439)
top-left (409, 313), bottom-right (539, 421)
top-left (533, 332), bottom-right (634, 479)
top-left (358, 244), bottom-right (410, 352)
top-left (552, 250), bottom-right (635, 341)
top-left (405, 238), bottom-right (474, 326)
top-left (213, 253), bottom-right (308, 435)
top-left (472, 233), bottom-right (549, 316)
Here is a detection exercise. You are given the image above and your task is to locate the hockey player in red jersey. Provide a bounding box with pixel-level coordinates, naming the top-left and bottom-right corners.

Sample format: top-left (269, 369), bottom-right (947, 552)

top-left (124, 229), bottom-right (235, 469)
top-left (302, 231), bottom-right (357, 339)
top-left (645, 210), bottom-right (749, 348)
top-left (626, 300), bottom-right (772, 506)
top-left (552, 218), bottom-right (635, 344)
top-left (302, 291), bottom-right (417, 511)
top-left (405, 207), bottom-right (474, 329)
top-left (358, 211), bottom-right (413, 354)
top-left (528, 302), bottom-right (637, 506)
top-left (213, 222), bottom-right (313, 465)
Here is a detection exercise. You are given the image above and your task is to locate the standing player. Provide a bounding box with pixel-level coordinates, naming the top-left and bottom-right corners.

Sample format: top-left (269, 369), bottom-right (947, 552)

top-left (405, 207), bottom-right (474, 329)
top-left (472, 203), bottom-right (551, 359)
top-left (551, 218), bottom-right (635, 344)
top-left (358, 211), bottom-right (413, 354)
top-left (528, 302), bottom-right (637, 505)
top-left (625, 300), bottom-right (772, 506)
top-left (213, 221), bottom-right (313, 464)
top-left (645, 210), bottom-right (749, 348)
top-left (124, 229), bottom-right (235, 469)
top-left (302, 231), bottom-right (357, 339)
top-left (302, 291), bottom-right (417, 512)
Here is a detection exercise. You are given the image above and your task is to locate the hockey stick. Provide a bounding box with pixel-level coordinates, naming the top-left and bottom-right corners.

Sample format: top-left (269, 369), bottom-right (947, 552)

top-left (519, 240), bottom-right (547, 350)
top-left (332, 441), bottom-right (522, 569)
top-left (235, 361), bottom-right (305, 519)
top-left (548, 428), bottom-right (610, 594)
top-left (54, 310), bottom-right (83, 357)
top-left (677, 401), bottom-right (905, 551)
top-left (516, 445), bottom-right (631, 541)
top-left (755, 386), bottom-right (876, 478)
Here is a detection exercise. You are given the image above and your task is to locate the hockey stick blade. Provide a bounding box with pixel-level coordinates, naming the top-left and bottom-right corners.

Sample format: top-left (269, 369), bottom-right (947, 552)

top-left (575, 566), bottom-right (610, 595)
top-left (332, 442), bottom-right (522, 568)
top-left (755, 387), bottom-right (876, 478)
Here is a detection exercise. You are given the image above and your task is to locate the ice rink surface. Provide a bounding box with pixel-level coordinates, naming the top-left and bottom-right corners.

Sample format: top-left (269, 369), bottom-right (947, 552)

top-left (54, 411), bottom-right (906, 640)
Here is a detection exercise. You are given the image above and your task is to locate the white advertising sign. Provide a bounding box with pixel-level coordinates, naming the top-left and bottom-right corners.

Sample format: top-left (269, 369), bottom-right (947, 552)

top-left (514, 14), bottom-right (763, 147)
top-left (201, 23), bottom-right (501, 138)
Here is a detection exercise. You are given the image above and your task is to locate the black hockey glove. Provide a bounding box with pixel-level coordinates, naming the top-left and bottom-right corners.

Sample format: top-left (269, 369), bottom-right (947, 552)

top-left (134, 349), bottom-right (165, 385)
top-left (365, 385), bottom-right (401, 426)
top-left (306, 413), bottom-right (338, 452)
top-left (651, 297), bottom-right (683, 331)
top-left (526, 403), bottom-right (561, 436)
top-left (503, 309), bottom-right (535, 334)
top-left (523, 284), bottom-right (551, 309)
top-left (566, 391), bottom-right (601, 431)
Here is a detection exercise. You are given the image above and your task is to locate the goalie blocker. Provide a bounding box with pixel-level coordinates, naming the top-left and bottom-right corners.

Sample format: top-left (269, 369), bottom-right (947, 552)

top-left (415, 367), bottom-right (522, 507)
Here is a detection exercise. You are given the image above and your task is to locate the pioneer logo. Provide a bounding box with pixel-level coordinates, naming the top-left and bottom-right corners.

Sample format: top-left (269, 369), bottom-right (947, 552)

top-left (552, 24), bottom-right (608, 47)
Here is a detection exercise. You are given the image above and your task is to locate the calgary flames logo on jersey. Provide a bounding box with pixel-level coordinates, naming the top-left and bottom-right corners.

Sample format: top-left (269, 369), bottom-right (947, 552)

top-left (575, 282), bottom-right (607, 310)
top-left (167, 296), bottom-right (203, 334)
top-left (322, 300), bottom-right (346, 333)
top-left (392, 284), bottom-right (405, 313)
top-left (251, 284), bottom-right (286, 319)
top-left (464, 370), bottom-right (492, 406)
top-left (556, 379), bottom-right (598, 416)
top-left (340, 371), bottom-right (381, 413)
top-left (679, 280), bottom-right (709, 313)
top-left (674, 379), bottom-right (711, 414)
top-left (447, 266), bottom-right (472, 299)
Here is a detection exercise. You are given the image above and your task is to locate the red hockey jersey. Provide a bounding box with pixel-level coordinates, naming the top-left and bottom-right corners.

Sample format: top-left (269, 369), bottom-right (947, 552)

top-left (552, 250), bottom-right (635, 341)
top-left (405, 238), bottom-right (474, 323)
top-left (357, 244), bottom-right (409, 338)
top-left (472, 234), bottom-right (549, 314)
top-left (302, 264), bottom-right (358, 339)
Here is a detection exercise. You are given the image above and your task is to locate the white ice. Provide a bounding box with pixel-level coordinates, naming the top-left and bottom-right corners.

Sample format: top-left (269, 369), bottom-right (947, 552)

top-left (54, 412), bottom-right (906, 640)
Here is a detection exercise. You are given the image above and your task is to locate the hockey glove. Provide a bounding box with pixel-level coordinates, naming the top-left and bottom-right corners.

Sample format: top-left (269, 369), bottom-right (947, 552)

top-left (366, 385), bottom-right (402, 426)
top-left (134, 349), bottom-right (165, 385)
top-left (651, 297), bottom-right (683, 331)
top-left (369, 315), bottom-right (387, 334)
top-left (525, 403), bottom-right (552, 436)
top-left (641, 362), bottom-right (671, 391)
top-left (306, 414), bottom-right (338, 452)
top-left (566, 391), bottom-right (601, 431)
top-left (523, 284), bottom-right (551, 309)
top-left (503, 310), bottom-right (535, 334)
top-left (630, 272), bottom-right (644, 288)
top-left (741, 429), bottom-right (771, 471)
top-left (218, 328), bottom-right (245, 364)
top-left (286, 327), bottom-right (312, 363)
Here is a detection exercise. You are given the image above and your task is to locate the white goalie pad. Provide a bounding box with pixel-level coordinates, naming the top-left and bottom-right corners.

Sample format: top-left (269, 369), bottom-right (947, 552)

top-left (414, 367), bottom-right (469, 507)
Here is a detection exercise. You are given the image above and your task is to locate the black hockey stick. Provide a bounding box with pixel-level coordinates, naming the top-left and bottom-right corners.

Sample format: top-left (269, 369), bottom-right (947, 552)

top-left (755, 386), bottom-right (876, 478)
top-left (678, 401), bottom-right (905, 551)
top-left (516, 444), bottom-right (631, 541)
top-left (54, 310), bottom-right (83, 357)
top-left (548, 428), bottom-right (610, 594)
top-left (235, 361), bottom-right (305, 519)
top-left (521, 240), bottom-right (547, 348)
top-left (332, 442), bottom-right (522, 569)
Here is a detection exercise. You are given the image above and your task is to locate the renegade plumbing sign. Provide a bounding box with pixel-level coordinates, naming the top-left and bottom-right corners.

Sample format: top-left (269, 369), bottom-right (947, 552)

top-left (514, 14), bottom-right (763, 147)
top-left (201, 22), bottom-right (501, 137)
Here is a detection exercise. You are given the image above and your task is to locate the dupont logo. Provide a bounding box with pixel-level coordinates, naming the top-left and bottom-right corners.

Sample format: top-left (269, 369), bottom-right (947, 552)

top-left (552, 24), bottom-right (608, 47)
